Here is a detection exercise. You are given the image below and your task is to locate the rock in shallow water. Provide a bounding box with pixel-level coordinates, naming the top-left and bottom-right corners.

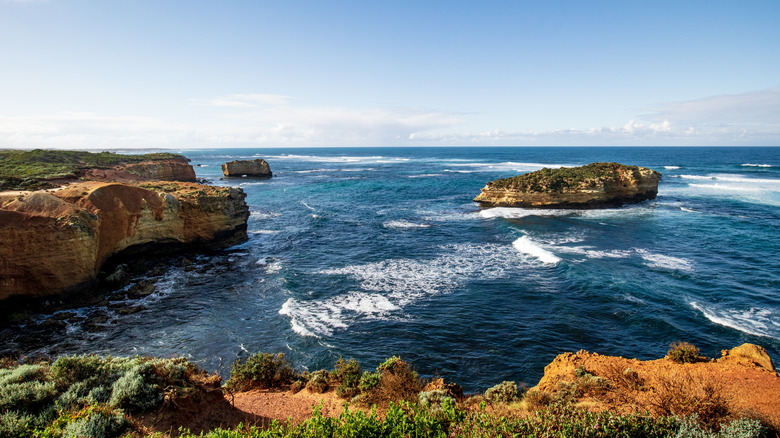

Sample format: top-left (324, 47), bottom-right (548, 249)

top-left (221, 159), bottom-right (272, 178)
top-left (474, 162), bottom-right (661, 208)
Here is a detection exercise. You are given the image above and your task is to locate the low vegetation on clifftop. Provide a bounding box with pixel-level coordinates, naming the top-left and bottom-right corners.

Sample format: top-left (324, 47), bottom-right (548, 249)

top-left (1, 343), bottom-right (776, 437)
top-left (0, 150), bottom-right (185, 191)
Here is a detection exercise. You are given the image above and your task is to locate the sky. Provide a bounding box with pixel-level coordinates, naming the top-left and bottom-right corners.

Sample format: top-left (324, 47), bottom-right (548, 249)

top-left (1, 0), bottom-right (779, 149)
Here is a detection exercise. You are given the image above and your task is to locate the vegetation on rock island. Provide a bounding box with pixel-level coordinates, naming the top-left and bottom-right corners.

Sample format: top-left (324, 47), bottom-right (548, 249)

top-left (485, 162), bottom-right (648, 193)
top-left (0, 345), bottom-right (774, 438)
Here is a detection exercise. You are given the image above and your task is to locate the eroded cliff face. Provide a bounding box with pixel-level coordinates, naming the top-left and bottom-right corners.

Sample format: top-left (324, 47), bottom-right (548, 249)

top-left (474, 163), bottom-right (661, 208)
top-left (0, 181), bottom-right (248, 301)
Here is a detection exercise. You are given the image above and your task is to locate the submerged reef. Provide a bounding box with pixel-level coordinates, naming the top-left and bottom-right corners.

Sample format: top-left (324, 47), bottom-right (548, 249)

top-left (474, 162), bottom-right (661, 208)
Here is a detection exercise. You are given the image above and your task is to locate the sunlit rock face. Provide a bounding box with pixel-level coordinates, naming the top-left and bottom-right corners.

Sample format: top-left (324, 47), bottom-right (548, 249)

top-left (474, 162), bottom-right (661, 208)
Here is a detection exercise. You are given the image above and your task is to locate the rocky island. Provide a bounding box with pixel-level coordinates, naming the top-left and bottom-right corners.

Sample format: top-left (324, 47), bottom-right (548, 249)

top-left (222, 158), bottom-right (272, 178)
top-left (0, 150), bottom-right (249, 305)
top-left (474, 162), bottom-right (661, 208)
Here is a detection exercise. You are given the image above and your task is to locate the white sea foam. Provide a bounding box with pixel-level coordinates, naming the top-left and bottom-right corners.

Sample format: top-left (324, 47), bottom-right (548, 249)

top-left (383, 220), bottom-right (430, 229)
top-left (680, 207), bottom-right (700, 213)
top-left (555, 246), bottom-right (633, 259)
top-left (300, 201), bottom-right (316, 211)
top-left (407, 173), bottom-right (443, 178)
top-left (250, 211), bottom-right (281, 219)
top-left (249, 229), bottom-right (280, 234)
top-left (691, 302), bottom-right (778, 338)
top-left (635, 249), bottom-right (693, 272)
top-left (677, 174), bottom-right (780, 185)
top-left (281, 243), bottom-right (543, 337)
top-left (664, 166), bottom-right (681, 169)
top-left (265, 154), bottom-right (406, 164)
top-left (257, 257), bottom-right (282, 274)
top-left (479, 206), bottom-right (654, 220)
top-left (741, 163), bottom-right (774, 168)
top-left (512, 236), bottom-right (561, 265)
top-left (447, 161), bottom-right (571, 173)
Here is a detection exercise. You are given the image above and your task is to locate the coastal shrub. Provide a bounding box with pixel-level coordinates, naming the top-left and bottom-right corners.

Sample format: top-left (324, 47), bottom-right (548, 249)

top-left (41, 404), bottom-right (128, 438)
top-left (331, 357), bottom-right (362, 399)
top-left (305, 370), bottom-right (329, 393)
top-left (483, 381), bottom-right (522, 404)
top-left (358, 371), bottom-right (381, 393)
top-left (0, 355), bottom-right (204, 437)
top-left (649, 369), bottom-right (731, 429)
top-left (225, 352), bottom-right (297, 391)
top-left (418, 389), bottom-right (456, 412)
top-left (522, 389), bottom-right (553, 410)
top-left (668, 341), bottom-right (701, 364)
top-left (360, 357), bottom-right (423, 406)
top-left (108, 364), bottom-right (162, 411)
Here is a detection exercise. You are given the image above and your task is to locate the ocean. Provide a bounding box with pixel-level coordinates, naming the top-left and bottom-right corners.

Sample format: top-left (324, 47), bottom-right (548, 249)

top-left (3, 146), bottom-right (779, 391)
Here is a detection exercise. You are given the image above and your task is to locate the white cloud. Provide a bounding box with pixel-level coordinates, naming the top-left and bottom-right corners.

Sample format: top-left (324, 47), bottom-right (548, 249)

top-left (188, 93), bottom-right (292, 108)
top-left (2, 88), bottom-right (777, 149)
top-left (642, 87), bottom-right (780, 126)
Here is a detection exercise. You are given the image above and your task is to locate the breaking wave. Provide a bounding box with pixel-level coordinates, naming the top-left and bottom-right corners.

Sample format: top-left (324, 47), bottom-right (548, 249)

top-left (691, 302), bottom-right (778, 338)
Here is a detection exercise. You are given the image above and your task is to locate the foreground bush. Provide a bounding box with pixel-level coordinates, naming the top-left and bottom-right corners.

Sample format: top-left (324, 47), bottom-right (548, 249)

top-left (225, 353), bottom-right (297, 392)
top-left (179, 400), bottom-right (768, 438)
top-left (0, 355), bottom-right (200, 438)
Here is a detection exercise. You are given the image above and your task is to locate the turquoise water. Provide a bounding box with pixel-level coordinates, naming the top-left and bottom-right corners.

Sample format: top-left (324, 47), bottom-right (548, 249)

top-left (4, 147), bottom-right (779, 391)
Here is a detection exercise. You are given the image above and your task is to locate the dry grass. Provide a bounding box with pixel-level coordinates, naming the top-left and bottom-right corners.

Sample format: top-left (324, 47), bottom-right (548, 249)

top-left (647, 368), bottom-right (732, 429)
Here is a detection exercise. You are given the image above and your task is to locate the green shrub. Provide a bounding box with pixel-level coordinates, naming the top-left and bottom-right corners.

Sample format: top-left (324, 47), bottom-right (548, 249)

top-left (483, 381), bottom-right (522, 404)
top-left (0, 380), bottom-right (57, 412)
top-left (358, 371), bottom-right (381, 393)
top-left (668, 341), bottom-right (701, 364)
top-left (108, 365), bottom-right (162, 411)
top-left (418, 389), bottom-right (456, 412)
top-left (377, 356), bottom-right (401, 372)
top-left (225, 353), bottom-right (297, 391)
top-left (331, 357), bottom-right (361, 399)
top-left (0, 364), bottom-right (49, 386)
top-left (305, 370), bottom-right (329, 393)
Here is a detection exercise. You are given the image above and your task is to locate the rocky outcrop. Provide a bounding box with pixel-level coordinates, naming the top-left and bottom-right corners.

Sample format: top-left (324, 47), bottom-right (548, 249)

top-left (474, 162), bottom-right (661, 208)
top-left (222, 159), bottom-right (272, 178)
top-left (0, 181), bottom-right (248, 301)
top-left (120, 159), bottom-right (197, 182)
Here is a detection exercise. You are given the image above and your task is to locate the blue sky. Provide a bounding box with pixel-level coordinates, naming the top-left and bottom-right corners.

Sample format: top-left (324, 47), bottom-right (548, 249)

top-left (1, 0), bottom-right (778, 148)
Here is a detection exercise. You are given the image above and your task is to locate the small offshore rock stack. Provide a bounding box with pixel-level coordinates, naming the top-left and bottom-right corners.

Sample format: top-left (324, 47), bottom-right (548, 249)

top-left (222, 159), bottom-right (272, 178)
top-left (474, 162), bottom-right (661, 208)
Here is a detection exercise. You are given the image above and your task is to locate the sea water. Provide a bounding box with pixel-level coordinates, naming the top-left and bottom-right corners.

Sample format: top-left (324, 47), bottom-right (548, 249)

top-left (2, 147), bottom-right (778, 391)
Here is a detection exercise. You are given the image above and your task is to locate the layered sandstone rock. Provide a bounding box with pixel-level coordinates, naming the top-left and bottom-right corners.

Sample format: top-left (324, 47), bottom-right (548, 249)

top-left (474, 162), bottom-right (661, 208)
top-left (222, 159), bottom-right (272, 178)
top-left (121, 159), bottom-right (197, 182)
top-left (0, 181), bottom-right (248, 301)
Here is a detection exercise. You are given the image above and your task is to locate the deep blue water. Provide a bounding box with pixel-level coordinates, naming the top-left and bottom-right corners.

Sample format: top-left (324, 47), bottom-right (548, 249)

top-left (4, 147), bottom-right (779, 391)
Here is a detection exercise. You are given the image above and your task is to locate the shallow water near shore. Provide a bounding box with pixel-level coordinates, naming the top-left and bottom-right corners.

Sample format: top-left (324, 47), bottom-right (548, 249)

top-left (3, 146), bottom-right (779, 391)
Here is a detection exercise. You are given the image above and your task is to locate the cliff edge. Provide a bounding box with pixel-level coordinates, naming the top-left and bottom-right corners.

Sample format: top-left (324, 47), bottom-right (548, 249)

top-left (0, 150), bottom-right (249, 303)
top-left (0, 181), bottom-right (248, 301)
top-left (474, 162), bottom-right (661, 208)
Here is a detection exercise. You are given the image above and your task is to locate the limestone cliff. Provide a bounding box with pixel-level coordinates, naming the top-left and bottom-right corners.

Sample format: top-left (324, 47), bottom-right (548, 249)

top-left (0, 181), bottom-right (248, 301)
top-left (474, 162), bottom-right (661, 208)
top-left (222, 159), bottom-right (272, 178)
